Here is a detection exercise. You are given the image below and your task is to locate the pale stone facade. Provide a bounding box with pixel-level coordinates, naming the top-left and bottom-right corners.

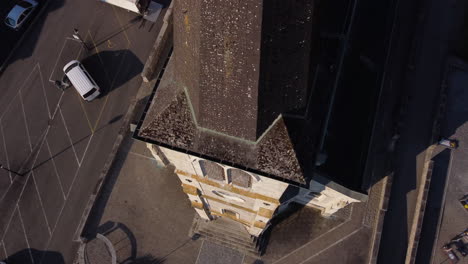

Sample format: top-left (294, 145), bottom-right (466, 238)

top-left (147, 143), bottom-right (363, 237)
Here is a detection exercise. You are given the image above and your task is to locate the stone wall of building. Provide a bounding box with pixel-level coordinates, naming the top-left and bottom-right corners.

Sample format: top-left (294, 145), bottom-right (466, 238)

top-left (147, 143), bottom-right (362, 236)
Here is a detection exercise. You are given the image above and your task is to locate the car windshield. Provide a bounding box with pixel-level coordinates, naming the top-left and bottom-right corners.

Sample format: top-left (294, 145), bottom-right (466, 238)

top-left (64, 62), bottom-right (79, 73)
top-left (83, 88), bottom-right (97, 99)
top-left (5, 17), bottom-right (15, 26)
top-left (18, 13), bottom-right (26, 24)
top-left (17, 1), bottom-right (33, 8)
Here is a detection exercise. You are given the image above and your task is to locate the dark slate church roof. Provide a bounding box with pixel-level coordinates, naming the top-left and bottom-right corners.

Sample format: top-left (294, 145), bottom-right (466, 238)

top-left (139, 58), bottom-right (316, 184)
top-left (138, 0), bottom-right (321, 184)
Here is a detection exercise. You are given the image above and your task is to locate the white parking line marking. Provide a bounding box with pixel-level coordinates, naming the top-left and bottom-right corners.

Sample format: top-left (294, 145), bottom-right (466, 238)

top-left (41, 133), bottom-right (94, 258)
top-left (78, 133), bottom-right (93, 167)
top-left (1, 129), bottom-right (47, 241)
top-left (111, 5), bottom-right (131, 46)
top-left (1, 239), bottom-right (7, 260)
top-left (46, 140), bottom-right (66, 200)
top-left (0, 64), bottom-right (37, 122)
top-left (59, 107), bottom-right (80, 166)
top-left (51, 91), bottom-right (64, 121)
top-left (19, 89), bottom-right (33, 152)
top-left (48, 40), bottom-right (68, 83)
top-left (0, 124), bottom-right (12, 183)
top-left (297, 228), bottom-right (362, 264)
top-left (37, 64), bottom-right (52, 119)
top-left (71, 134), bottom-right (95, 237)
top-left (17, 205), bottom-right (34, 264)
top-left (0, 182), bottom-right (13, 204)
top-left (67, 135), bottom-right (93, 197)
top-left (32, 171), bottom-right (53, 236)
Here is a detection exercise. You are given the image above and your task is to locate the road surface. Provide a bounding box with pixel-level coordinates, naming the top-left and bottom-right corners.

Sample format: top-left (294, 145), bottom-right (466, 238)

top-left (0, 0), bottom-right (164, 262)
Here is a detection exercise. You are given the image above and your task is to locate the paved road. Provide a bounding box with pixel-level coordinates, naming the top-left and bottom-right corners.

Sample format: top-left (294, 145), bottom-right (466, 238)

top-left (377, 0), bottom-right (461, 262)
top-left (0, 0), bottom-right (163, 263)
top-left (416, 58), bottom-right (468, 264)
top-left (430, 61), bottom-right (468, 263)
top-left (0, 0), bottom-right (42, 71)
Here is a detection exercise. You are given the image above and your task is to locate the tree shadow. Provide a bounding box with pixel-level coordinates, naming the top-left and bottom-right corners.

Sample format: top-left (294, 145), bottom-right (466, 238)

top-left (3, 248), bottom-right (65, 264)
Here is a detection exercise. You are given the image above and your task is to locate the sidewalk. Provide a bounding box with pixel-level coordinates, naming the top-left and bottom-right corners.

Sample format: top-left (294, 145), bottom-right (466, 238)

top-left (76, 45), bottom-right (391, 264)
top-left (417, 58), bottom-right (468, 264)
top-left (377, 0), bottom-right (461, 261)
top-left (78, 132), bottom-right (387, 264)
top-left (80, 136), bottom-right (203, 264)
top-left (74, 0), bottom-right (392, 262)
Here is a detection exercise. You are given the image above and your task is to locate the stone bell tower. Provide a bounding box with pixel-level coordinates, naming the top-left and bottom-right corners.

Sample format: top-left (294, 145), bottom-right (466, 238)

top-left (136, 0), bottom-right (367, 255)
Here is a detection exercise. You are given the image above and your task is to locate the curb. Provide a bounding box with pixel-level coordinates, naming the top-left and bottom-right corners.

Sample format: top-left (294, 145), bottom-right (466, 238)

top-left (73, 78), bottom-right (151, 242)
top-left (0, 0), bottom-right (51, 75)
top-left (141, 1), bottom-right (173, 83)
top-left (368, 173), bottom-right (393, 264)
top-left (368, 0), bottom-right (433, 261)
top-left (72, 3), bottom-right (175, 258)
top-left (427, 57), bottom-right (468, 262)
top-left (77, 234), bottom-right (117, 264)
top-left (403, 55), bottom-right (453, 264)
top-left (96, 233), bottom-right (117, 264)
top-left (365, 0), bottom-right (403, 260)
top-left (405, 158), bottom-right (434, 264)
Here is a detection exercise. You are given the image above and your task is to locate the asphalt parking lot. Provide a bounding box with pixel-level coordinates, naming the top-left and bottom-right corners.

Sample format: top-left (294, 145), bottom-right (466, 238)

top-left (0, 0), bottom-right (164, 262)
top-left (0, 0), bottom-right (40, 70)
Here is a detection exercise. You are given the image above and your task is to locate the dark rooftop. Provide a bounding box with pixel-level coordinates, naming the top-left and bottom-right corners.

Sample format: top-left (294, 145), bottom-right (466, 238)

top-left (138, 0), bottom-right (323, 184)
top-left (136, 0), bottom-right (382, 191)
top-left (139, 58), bottom-right (305, 183)
top-left (174, 0), bottom-right (315, 142)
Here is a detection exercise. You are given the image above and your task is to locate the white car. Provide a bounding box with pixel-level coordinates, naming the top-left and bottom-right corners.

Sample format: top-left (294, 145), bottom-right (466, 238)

top-left (4, 0), bottom-right (38, 30)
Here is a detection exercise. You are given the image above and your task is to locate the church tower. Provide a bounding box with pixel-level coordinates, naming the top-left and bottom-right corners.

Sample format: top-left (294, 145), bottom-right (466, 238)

top-left (135, 0), bottom-right (368, 253)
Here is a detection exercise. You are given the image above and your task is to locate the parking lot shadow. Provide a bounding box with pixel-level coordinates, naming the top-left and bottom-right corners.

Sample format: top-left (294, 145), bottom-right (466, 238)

top-left (3, 248), bottom-right (65, 264)
top-left (80, 49), bottom-right (143, 96)
top-left (0, 0), bottom-right (65, 73)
